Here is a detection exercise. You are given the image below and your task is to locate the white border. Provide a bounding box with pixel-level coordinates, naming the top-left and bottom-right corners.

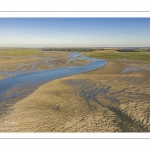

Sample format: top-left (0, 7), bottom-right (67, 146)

top-left (0, 133), bottom-right (150, 139)
top-left (0, 12), bottom-right (150, 18)
top-left (0, 0), bottom-right (150, 11)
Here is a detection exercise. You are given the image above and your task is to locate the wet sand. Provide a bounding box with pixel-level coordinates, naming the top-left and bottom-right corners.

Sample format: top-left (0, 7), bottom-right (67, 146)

top-left (0, 58), bottom-right (149, 132)
top-left (0, 51), bottom-right (91, 80)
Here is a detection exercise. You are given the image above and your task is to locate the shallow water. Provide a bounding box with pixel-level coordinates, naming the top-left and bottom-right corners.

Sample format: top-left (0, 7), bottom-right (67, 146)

top-left (0, 52), bottom-right (107, 102)
top-left (121, 68), bottom-right (141, 73)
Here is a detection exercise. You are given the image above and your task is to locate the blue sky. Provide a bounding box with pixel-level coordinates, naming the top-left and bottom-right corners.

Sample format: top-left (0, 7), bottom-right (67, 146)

top-left (0, 18), bottom-right (150, 47)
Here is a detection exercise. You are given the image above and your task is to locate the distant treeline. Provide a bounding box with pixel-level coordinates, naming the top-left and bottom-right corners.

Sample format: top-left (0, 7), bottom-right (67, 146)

top-left (42, 48), bottom-right (104, 52)
top-left (42, 48), bottom-right (150, 52)
top-left (117, 49), bottom-right (140, 52)
top-left (117, 48), bottom-right (150, 52)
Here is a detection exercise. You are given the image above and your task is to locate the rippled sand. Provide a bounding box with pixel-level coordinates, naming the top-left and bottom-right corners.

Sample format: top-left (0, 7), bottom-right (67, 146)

top-left (0, 58), bottom-right (149, 132)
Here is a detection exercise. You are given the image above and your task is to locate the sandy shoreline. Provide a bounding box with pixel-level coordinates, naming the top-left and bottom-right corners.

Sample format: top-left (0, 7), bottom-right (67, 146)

top-left (0, 58), bottom-right (149, 132)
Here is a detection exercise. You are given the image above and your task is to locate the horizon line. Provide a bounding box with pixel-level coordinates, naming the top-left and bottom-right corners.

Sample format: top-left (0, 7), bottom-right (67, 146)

top-left (0, 46), bottom-right (150, 49)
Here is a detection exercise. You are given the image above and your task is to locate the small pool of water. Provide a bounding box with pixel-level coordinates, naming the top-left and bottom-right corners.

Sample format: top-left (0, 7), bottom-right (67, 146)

top-left (121, 68), bottom-right (141, 73)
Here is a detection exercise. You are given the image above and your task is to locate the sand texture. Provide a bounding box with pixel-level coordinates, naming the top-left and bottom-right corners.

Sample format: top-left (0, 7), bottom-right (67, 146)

top-left (0, 58), bottom-right (149, 132)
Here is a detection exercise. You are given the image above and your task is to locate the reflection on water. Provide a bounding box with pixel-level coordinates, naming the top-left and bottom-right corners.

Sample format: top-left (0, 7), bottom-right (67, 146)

top-left (0, 52), bottom-right (107, 103)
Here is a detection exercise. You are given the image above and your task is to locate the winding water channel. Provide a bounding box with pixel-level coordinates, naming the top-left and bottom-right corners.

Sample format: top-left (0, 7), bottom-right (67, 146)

top-left (0, 52), bottom-right (107, 103)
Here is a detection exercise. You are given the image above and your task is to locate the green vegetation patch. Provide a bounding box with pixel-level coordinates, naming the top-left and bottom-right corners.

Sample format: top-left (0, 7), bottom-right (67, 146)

top-left (86, 51), bottom-right (150, 60)
top-left (0, 48), bottom-right (43, 56)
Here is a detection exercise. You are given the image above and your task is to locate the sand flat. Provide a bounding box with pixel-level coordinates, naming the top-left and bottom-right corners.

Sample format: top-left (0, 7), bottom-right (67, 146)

top-left (0, 58), bottom-right (149, 132)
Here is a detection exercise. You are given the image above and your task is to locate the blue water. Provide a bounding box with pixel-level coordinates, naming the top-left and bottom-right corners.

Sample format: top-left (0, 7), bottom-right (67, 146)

top-left (0, 52), bottom-right (107, 102)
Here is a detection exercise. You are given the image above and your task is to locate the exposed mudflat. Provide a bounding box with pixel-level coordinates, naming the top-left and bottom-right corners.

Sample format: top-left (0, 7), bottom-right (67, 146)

top-left (0, 51), bottom-right (93, 122)
top-left (0, 57), bottom-right (149, 132)
top-left (0, 51), bottom-right (91, 80)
